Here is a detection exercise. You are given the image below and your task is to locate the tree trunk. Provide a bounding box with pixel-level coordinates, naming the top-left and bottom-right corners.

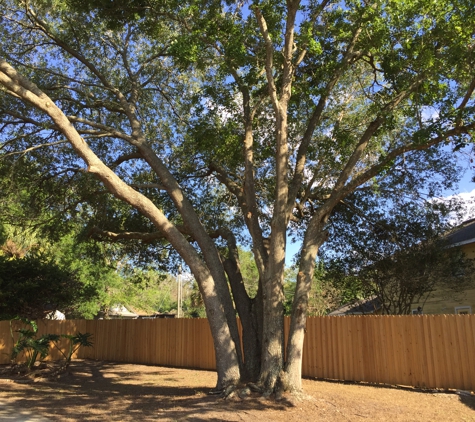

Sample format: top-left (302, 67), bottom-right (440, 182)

top-left (284, 223), bottom-right (327, 391)
top-left (223, 256), bottom-right (262, 381)
top-left (134, 141), bottom-right (245, 384)
top-left (258, 262), bottom-right (285, 392)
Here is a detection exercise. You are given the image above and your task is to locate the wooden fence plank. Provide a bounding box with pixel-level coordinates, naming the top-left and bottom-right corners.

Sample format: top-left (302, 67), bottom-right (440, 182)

top-left (429, 315), bottom-right (443, 388)
top-left (390, 316), bottom-right (402, 385)
top-left (375, 316), bottom-right (387, 385)
top-left (461, 316), bottom-right (475, 391)
top-left (440, 315), bottom-right (454, 388)
top-left (363, 316), bottom-right (377, 382)
top-left (379, 316), bottom-right (390, 384)
top-left (412, 316), bottom-right (425, 388)
top-left (341, 317), bottom-right (351, 381)
top-left (321, 316), bottom-right (330, 379)
top-left (421, 316), bottom-right (434, 388)
top-left (355, 316), bottom-right (365, 382)
top-left (330, 317), bottom-right (339, 380)
top-left (302, 317), bottom-right (314, 377)
top-left (455, 316), bottom-right (470, 390)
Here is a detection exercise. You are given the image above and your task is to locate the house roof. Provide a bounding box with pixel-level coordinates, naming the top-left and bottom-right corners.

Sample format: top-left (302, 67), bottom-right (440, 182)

top-left (109, 305), bottom-right (138, 318)
top-left (328, 296), bottom-right (382, 316)
top-left (445, 218), bottom-right (475, 247)
top-left (45, 310), bottom-right (66, 320)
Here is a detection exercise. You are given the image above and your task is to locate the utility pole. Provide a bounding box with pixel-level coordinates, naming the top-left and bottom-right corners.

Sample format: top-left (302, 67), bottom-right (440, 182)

top-left (177, 264), bottom-right (182, 318)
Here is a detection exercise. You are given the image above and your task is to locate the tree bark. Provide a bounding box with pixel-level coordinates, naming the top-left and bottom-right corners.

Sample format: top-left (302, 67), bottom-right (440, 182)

top-left (284, 219), bottom-right (328, 391)
top-left (223, 257), bottom-right (262, 381)
top-left (218, 228), bottom-right (262, 381)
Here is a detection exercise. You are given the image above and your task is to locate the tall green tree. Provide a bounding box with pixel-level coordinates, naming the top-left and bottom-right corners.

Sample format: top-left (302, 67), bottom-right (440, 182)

top-left (0, 0), bottom-right (474, 394)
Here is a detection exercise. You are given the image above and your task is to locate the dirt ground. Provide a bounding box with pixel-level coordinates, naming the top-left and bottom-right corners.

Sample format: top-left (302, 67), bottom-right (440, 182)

top-left (0, 360), bottom-right (474, 421)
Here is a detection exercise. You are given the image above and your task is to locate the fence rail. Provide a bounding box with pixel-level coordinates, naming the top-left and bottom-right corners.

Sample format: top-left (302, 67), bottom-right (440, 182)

top-left (1, 315), bottom-right (473, 391)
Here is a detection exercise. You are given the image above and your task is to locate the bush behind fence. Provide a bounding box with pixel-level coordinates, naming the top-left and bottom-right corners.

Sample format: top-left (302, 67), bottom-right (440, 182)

top-left (1, 315), bottom-right (473, 391)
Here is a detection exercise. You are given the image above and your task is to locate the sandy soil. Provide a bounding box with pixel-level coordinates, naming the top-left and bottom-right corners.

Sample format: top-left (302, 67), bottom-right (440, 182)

top-left (0, 360), bottom-right (474, 421)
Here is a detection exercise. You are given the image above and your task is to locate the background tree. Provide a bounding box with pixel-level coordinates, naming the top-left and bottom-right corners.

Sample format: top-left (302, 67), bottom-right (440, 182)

top-left (320, 197), bottom-right (475, 314)
top-left (184, 280), bottom-right (207, 318)
top-left (0, 254), bottom-right (96, 320)
top-left (1, 0), bottom-right (474, 394)
top-left (117, 269), bottom-right (188, 316)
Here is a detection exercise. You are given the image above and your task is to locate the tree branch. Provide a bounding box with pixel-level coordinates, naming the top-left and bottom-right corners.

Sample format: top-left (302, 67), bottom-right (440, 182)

top-left (458, 75), bottom-right (475, 112)
top-left (111, 152), bottom-right (144, 167)
top-left (324, 76), bottom-right (425, 211)
top-left (0, 140), bottom-right (68, 158)
top-left (88, 226), bottom-right (184, 243)
top-left (254, 7), bottom-right (280, 113)
top-left (67, 116), bottom-right (134, 142)
top-left (129, 183), bottom-right (166, 190)
top-left (341, 122), bottom-right (475, 200)
top-left (287, 26), bottom-right (363, 212)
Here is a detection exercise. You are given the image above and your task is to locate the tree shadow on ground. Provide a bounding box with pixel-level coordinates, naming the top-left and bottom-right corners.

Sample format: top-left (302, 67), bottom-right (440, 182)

top-left (0, 360), bottom-right (297, 421)
top-left (459, 393), bottom-right (475, 411)
top-left (309, 376), bottom-right (475, 412)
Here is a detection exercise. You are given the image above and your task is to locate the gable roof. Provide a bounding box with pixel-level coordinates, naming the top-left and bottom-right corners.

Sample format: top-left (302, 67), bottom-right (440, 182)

top-left (445, 218), bottom-right (475, 247)
top-left (109, 305), bottom-right (138, 318)
top-left (328, 296), bottom-right (382, 316)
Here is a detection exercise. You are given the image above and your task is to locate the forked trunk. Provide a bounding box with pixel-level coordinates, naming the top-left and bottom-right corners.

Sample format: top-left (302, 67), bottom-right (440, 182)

top-left (222, 252), bottom-right (263, 382)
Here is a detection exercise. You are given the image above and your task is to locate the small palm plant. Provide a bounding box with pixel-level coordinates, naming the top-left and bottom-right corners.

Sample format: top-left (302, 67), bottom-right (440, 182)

top-left (10, 318), bottom-right (93, 370)
top-left (52, 332), bottom-right (93, 367)
top-left (10, 319), bottom-right (60, 369)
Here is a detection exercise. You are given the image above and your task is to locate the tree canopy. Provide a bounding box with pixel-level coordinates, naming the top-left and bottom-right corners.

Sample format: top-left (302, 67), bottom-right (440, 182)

top-left (0, 0), bottom-right (474, 394)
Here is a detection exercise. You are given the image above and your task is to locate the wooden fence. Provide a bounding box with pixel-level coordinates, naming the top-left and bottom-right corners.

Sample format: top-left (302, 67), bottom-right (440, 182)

top-left (1, 315), bottom-right (474, 391)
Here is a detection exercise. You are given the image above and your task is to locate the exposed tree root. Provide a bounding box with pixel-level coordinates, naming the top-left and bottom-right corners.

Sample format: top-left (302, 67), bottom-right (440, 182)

top-left (208, 387), bottom-right (224, 395)
top-left (221, 384), bottom-right (237, 399)
top-left (208, 382), bottom-right (239, 399)
top-left (238, 386), bottom-right (252, 399)
top-left (247, 382), bottom-right (263, 393)
top-left (208, 371), bottom-right (305, 402)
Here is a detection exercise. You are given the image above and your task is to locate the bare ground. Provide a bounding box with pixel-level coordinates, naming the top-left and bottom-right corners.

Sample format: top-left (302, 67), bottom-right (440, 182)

top-left (0, 359), bottom-right (474, 421)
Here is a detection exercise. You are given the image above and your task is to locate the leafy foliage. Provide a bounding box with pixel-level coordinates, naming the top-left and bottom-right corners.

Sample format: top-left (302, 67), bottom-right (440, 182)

top-left (52, 332), bottom-right (93, 367)
top-left (10, 318), bottom-right (93, 369)
top-left (0, 255), bottom-right (97, 320)
top-left (10, 318), bottom-right (59, 369)
top-left (283, 265), bottom-right (341, 316)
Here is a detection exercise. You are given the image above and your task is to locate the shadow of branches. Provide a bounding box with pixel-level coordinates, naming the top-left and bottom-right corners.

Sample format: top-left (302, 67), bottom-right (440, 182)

top-left (0, 360), bottom-right (295, 421)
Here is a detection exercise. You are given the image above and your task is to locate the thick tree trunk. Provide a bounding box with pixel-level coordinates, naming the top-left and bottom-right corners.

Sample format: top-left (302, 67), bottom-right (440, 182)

top-left (284, 223), bottom-right (327, 391)
top-left (248, 289), bottom-right (264, 380)
top-left (223, 256), bottom-right (262, 381)
top-left (258, 260), bottom-right (285, 392)
top-left (127, 130), bottom-right (245, 385)
top-left (193, 272), bottom-right (241, 390)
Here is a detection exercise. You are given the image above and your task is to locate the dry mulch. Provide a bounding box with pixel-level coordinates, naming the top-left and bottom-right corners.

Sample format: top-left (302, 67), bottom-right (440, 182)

top-left (0, 359), bottom-right (474, 421)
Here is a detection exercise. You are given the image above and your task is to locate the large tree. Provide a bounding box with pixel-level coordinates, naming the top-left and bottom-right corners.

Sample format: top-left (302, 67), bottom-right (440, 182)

top-left (0, 0), bottom-right (474, 394)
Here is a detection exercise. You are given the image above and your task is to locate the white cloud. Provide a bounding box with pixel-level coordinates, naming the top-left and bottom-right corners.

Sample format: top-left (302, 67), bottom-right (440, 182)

top-left (439, 188), bottom-right (475, 224)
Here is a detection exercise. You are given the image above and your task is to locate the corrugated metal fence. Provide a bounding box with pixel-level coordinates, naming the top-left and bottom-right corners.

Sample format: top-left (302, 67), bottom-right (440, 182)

top-left (1, 315), bottom-right (473, 391)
